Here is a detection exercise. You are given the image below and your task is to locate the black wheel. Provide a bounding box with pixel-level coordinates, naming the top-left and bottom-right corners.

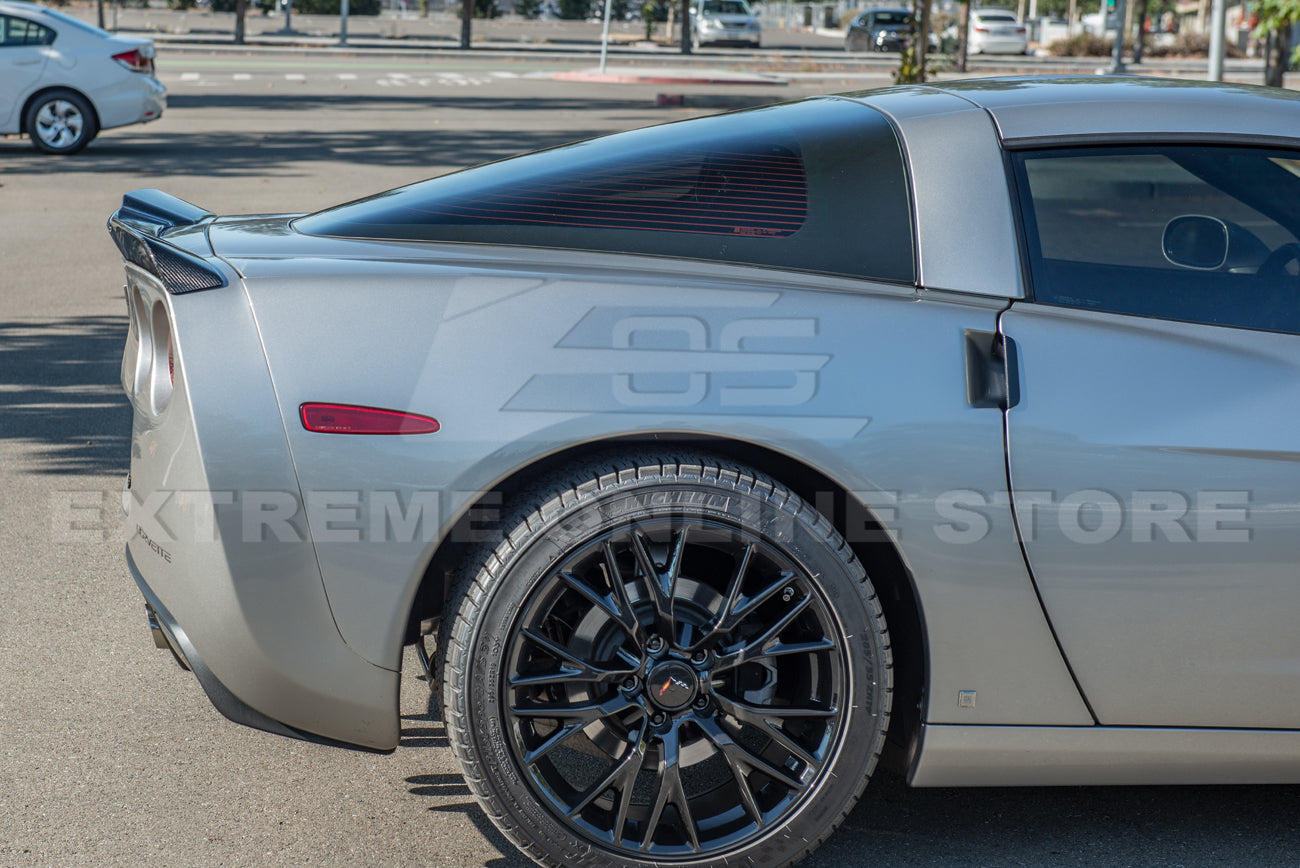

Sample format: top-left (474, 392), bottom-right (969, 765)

top-left (25, 89), bottom-right (98, 155)
top-left (441, 456), bottom-right (892, 868)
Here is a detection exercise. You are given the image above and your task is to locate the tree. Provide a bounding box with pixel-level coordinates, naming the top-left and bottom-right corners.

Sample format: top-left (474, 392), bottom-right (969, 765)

top-left (895, 0), bottom-right (932, 82)
top-left (1254, 0), bottom-right (1299, 86)
top-left (1130, 0), bottom-right (1148, 61)
top-left (953, 0), bottom-right (969, 72)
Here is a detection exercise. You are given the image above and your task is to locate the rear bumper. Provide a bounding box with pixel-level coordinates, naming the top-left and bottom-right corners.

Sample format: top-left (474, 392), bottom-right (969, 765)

top-left (95, 75), bottom-right (166, 131)
top-left (128, 546), bottom-right (313, 743)
top-left (973, 37), bottom-right (1028, 53)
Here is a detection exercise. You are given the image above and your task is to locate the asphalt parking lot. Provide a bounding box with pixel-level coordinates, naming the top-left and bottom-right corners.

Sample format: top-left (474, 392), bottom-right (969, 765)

top-left (5, 48), bottom-right (1300, 867)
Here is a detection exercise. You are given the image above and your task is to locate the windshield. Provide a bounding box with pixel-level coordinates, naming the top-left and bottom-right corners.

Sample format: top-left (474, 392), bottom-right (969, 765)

top-left (871, 11), bottom-right (911, 25)
top-left (701, 0), bottom-right (752, 14)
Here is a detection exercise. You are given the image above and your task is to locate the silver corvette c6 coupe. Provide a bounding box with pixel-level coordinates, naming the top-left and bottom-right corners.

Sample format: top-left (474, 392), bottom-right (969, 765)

top-left (110, 76), bottom-right (1300, 868)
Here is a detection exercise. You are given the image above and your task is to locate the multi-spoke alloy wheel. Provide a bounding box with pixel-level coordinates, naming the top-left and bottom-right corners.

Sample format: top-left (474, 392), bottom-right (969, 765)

top-left (441, 458), bottom-right (892, 868)
top-left (25, 90), bottom-right (98, 155)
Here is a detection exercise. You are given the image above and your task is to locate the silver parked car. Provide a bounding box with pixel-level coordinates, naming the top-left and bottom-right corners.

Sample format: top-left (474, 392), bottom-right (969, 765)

top-left (690, 0), bottom-right (761, 48)
top-left (111, 77), bottom-right (1300, 868)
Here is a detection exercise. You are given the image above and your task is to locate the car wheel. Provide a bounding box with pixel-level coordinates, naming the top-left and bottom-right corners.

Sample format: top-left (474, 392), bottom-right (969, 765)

top-left (25, 90), bottom-right (98, 155)
top-left (440, 456), bottom-right (892, 868)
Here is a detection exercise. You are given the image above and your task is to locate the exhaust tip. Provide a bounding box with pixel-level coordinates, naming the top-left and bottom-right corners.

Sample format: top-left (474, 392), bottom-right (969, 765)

top-left (144, 603), bottom-right (191, 671)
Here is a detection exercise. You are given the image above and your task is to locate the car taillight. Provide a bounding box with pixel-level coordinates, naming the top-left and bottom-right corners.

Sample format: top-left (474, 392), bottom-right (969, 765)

top-left (974, 25), bottom-right (989, 31)
top-left (113, 49), bottom-right (154, 74)
top-left (1015, 26), bottom-right (1026, 32)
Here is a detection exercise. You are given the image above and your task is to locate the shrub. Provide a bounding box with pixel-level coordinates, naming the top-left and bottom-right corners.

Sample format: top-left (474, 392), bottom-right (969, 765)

top-left (293, 0), bottom-right (382, 14)
top-left (558, 0), bottom-right (591, 18)
top-left (1047, 32), bottom-right (1122, 55)
top-left (1144, 31), bottom-right (1244, 57)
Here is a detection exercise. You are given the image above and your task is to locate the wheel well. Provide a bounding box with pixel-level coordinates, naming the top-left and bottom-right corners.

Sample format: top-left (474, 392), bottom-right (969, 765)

top-left (20, 87), bottom-right (99, 134)
top-left (405, 435), bottom-right (927, 768)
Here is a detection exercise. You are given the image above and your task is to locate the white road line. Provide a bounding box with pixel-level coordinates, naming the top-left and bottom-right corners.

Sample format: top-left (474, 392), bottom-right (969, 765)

top-left (285, 73), bottom-right (306, 81)
top-left (337, 73), bottom-right (358, 80)
top-left (233, 73), bottom-right (252, 80)
top-left (180, 72), bottom-right (200, 81)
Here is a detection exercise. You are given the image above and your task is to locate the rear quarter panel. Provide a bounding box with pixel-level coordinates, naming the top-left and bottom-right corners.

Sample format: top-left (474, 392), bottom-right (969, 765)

top-left (238, 246), bottom-right (1091, 728)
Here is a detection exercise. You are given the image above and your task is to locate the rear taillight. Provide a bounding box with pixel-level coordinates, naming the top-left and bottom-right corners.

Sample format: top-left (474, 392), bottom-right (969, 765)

top-left (113, 49), bottom-right (154, 74)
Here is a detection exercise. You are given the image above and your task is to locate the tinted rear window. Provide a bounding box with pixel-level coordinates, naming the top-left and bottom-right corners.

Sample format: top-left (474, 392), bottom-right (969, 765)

top-left (296, 98), bottom-right (914, 284)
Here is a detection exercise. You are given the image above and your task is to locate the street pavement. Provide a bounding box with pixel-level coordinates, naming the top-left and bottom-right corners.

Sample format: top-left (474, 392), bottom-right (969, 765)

top-left (2, 43), bottom-right (1300, 868)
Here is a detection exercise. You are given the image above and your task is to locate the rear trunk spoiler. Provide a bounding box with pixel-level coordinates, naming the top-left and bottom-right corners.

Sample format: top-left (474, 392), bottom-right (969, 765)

top-left (108, 189), bottom-right (227, 295)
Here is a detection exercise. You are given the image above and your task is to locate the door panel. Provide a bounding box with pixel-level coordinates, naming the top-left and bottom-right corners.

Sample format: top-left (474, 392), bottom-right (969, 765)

top-left (1003, 303), bottom-right (1300, 727)
top-left (0, 15), bottom-right (51, 131)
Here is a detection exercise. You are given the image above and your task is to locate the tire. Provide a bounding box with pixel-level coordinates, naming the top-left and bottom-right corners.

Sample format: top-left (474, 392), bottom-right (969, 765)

top-left (440, 455), bottom-right (892, 868)
top-left (25, 89), bottom-right (98, 155)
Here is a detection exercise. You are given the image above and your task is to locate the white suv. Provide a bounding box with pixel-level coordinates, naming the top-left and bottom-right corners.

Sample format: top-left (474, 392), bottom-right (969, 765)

top-left (0, 1), bottom-right (165, 154)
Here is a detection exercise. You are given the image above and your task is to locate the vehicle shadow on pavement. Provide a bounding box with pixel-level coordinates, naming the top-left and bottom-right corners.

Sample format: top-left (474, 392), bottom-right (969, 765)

top-left (0, 95), bottom-right (662, 177)
top-left (404, 705), bottom-right (531, 867)
top-left (806, 769), bottom-right (1300, 866)
top-left (403, 691), bottom-right (1300, 867)
top-left (0, 315), bottom-right (130, 476)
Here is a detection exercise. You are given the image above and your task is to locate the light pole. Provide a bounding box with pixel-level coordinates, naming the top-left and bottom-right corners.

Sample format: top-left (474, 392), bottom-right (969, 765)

top-left (1207, 0), bottom-right (1226, 80)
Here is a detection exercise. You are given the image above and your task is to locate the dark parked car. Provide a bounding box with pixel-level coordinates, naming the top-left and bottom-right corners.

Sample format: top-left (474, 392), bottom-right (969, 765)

top-left (845, 7), bottom-right (913, 51)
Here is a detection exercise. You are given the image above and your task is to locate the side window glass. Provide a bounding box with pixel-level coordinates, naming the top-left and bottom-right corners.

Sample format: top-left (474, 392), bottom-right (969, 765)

top-left (0, 16), bottom-right (54, 46)
top-left (1015, 146), bottom-right (1300, 334)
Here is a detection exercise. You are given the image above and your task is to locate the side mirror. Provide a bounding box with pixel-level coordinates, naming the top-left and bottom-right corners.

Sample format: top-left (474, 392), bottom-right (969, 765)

top-left (1163, 215), bottom-right (1229, 270)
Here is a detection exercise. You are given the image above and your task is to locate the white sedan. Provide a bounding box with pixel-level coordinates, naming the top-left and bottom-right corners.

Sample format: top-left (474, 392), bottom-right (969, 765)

top-left (0, 0), bottom-right (164, 154)
top-left (968, 8), bottom-right (1029, 53)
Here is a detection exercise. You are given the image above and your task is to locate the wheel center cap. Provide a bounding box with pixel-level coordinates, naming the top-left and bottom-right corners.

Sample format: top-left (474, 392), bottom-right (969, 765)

top-left (647, 661), bottom-right (698, 711)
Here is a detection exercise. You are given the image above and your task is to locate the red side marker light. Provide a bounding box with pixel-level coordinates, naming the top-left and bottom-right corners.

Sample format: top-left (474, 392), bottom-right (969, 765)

top-left (300, 403), bottom-right (440, 435)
